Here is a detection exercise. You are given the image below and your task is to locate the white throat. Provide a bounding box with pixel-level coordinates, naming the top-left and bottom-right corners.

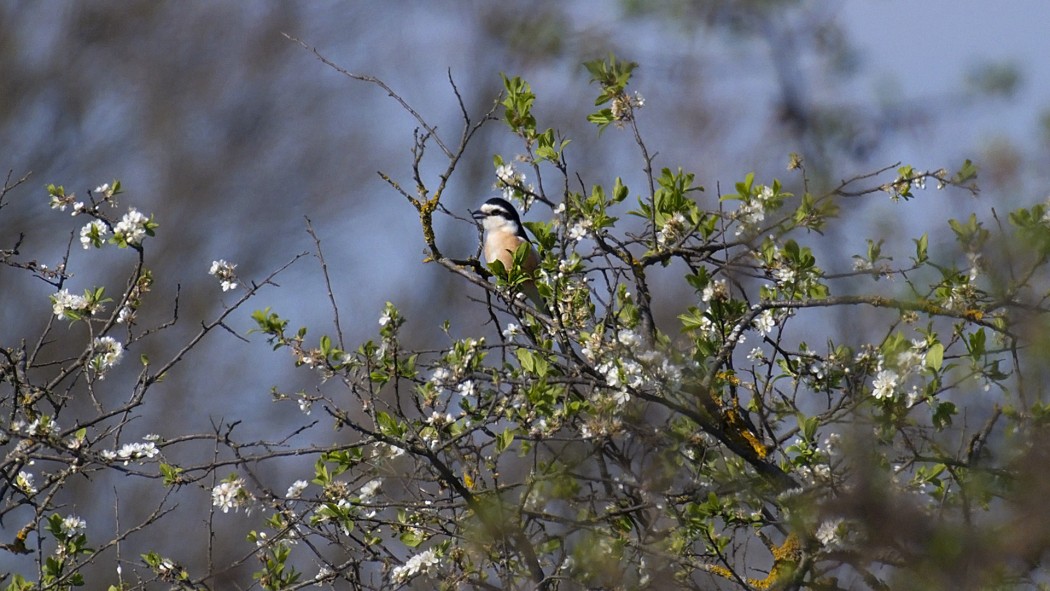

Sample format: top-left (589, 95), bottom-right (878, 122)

top-left (482, 215), bottom-right (518, 234)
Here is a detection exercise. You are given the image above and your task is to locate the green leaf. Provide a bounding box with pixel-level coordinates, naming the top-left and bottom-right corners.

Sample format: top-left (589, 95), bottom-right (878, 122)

top-left (968, 329), bottom-right (986, 360)
top-left (400, 529), bottom-right (425, 547)
top-left (952, 159), bottom-right (978, 184)
top-left (516, 349), bottom-right (549, 377)
top-left (612, 177), bottom-right (628, 203)
top-left (160, 463), bottom-right (184, 486)
top-left (799, 415), bottom-right (818, 441)
top-left (932, 401), bottom-right (957, 429)
top-left (496, 429), bottom-right (515, 453)
top-left (376, 411), bottom-right (400, 438)
top-left (914, 233), bottom-right (929, 263)
top-left (925, 343), bottom-right (944, 371)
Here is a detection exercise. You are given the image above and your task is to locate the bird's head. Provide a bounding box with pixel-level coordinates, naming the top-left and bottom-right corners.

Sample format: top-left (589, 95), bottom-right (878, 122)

top-left (472, 197), bottom-right (525, 237)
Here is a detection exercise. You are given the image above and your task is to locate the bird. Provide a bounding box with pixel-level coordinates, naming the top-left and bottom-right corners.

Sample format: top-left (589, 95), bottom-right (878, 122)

top-left (472, 197), bottom-right (543, 308)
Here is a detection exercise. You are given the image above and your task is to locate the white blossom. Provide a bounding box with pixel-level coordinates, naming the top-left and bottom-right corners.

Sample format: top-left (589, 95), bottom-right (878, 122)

top-left (103, 441), bottom-right (159, 465)
top-left (896, 348), bottom-right (926, 376)
top-left (427, 411), bottom-right (454, 427)
top-left (59, 515), bottom-right (87, 537)
top-left (24, 416), bottom-right (59, 437)
top-left (616, 329), bottom-right (641, 348)
top-left (79, 220), bottom-right (109, 249)
top-left (113, 208), bottom-right (150, 245)
top-left (376, 442), bottom-right (406, 459)
top-left (49, 192), bottom-right (75, 211)
top-left (502, 323), bottom-right (521, 341)
top-left (429, 367), bottom-right (452, 386)
top-left (92, 336), bottom-right (124, 372)
top-left (906, 385), bottom-right (921, 407)
top-left (597, 361), bottom-right (620, 388)
top-left (456, 380), bottom-right (476, 397)
top-left (872, 369), bottom-right (899, 400)
top-left (610, 91), bottom-right (645, 124)
top-left (51, 288), bottom-right (89, 319)
top-left (16, 471), bottom-right (36, 495)
top-left (391, 548), bottom-right (441, 583)
top-left (212, 478), bottom-right (250, 514)
top-left (286, 480), bottom-right (309, 499)
top-left (94, 183), bottom-right (115, 197)
top-left (358, 479), bottom-right (381, 501)
top-left (734, 201), bottom-right (766, 236)
top-left (701, 279), bottom-right (728, 303)
top-left (853, 258), bottom-right (874, 271)
top-left (568, 219), bottom-right (593, 242)
top-left (816, 518), bottom-right (844, 547)
top-left (116, 305), bottom-right (135, 324)
top-left (656, 212), bottom-right (686, 246)
top-left (495, 163), bottom-right (524, 186)
top-left (754, 310), bottom-right (776, 335)
top-left (208, 259), bottom-right (238, 291)
top-left (774, 267), bottom-right (796, 285)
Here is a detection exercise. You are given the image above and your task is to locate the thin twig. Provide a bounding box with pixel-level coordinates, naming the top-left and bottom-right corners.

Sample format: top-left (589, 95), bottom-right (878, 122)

top-left (282, 33), bottom-right (452, 158)
top-left (305, 217), bottom-right (345, 349)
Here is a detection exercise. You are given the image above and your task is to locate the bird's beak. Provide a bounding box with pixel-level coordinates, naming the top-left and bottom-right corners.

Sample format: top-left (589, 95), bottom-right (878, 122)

top-left (471, 209), bottom-right (485, 221)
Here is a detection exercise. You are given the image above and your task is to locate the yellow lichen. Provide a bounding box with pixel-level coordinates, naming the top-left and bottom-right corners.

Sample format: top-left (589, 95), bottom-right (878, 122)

top-left (724, 406), bottom-right (768, 459)
top-left (706, 534), bottom-right (801, 590)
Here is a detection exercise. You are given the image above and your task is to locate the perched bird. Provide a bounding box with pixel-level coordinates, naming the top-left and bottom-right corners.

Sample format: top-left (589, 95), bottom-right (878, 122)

top-left (472, 197), bottom-right (542, 307)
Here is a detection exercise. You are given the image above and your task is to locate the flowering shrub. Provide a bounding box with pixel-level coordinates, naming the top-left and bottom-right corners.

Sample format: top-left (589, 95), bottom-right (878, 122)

top-left (0, 51), bottom-right (1047, 591)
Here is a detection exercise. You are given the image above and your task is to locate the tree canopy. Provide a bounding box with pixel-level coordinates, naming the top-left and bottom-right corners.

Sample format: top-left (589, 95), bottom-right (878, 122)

top-left (2, 31), bottom-right (1050, 591)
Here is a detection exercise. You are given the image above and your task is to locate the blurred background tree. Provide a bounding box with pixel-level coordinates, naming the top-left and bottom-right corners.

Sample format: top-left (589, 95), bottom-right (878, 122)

top-left (1, 1), bottom-right (1048, 587)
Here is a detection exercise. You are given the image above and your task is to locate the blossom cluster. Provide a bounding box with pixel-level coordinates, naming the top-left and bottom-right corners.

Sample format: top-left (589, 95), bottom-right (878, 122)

top-left (754, 309), bottom-right (776, 335)
top-left (870, 339), bottom-right (929, 405)
top-left (588, 327), bottom-right (685, 412)
top-left (391, 548), bottom-right (441, 584)
top-left (48, 185), bottom-right (78, 211)
top-left (378, 302), bottom-right (405, 336)
top-left (307, 478), bottom-right (384, 532)
top-left (91, 336), bottom-right (124, 377)
top-left (58, 515), bottom-right (87, 537)
top-left (789, 431), bottom-right (841, 485)
top-left (816, 517), bottom-right (845, 548)
top-left (116, 271), bottom-right (153, 325)
top-left (51, 288), bottom-right (101, 320)
top-left (761, 241), bottom-right (825, 299)
top-left (733, 184), bottom-right (776, 236)
top-left (212, 477), bottom-right (252, 514)
top-left (656, 212), bottom-right (687, 246)
top-left (427, 337), bottom-right (485, 398)
top-left (567, 218), bottom-right (593, 242)
top-left (286, 480), bottom-right (309, 499)
top-left (80, 220), bottom-right (109, 249)
top-left (101, 439), bottom-right (160, 464)
top-left (113, 208), bottom-right (152, 246)
top-left (701, 279), bottom-right (729, 303)
top-left (208, 259), bottom-right (239, 291)
top-left (494, 161), bottom-right (536, 210)
top-left (16, 471), bottom-right (37, 495)
top-left (610, 91), bottom-right (645, 125)
top-left (12, 416), bottom-right (60, 438)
